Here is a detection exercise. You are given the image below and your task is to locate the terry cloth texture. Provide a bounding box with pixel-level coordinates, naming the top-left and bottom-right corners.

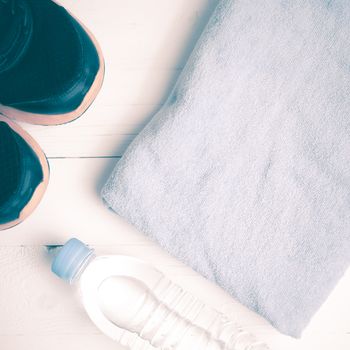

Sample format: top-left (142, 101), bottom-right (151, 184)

top-left (102, 0), bottom-right (350, 337)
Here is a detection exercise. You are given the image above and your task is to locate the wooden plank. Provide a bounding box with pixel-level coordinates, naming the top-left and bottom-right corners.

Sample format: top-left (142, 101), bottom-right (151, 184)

top-left (0, 335), bottom-right (122, 350)
top-left (23, 68), bottom-right (177, 158)
top-left (1, 334), bottom-right (350, 350)
top-left (62, 0), bottom-right (217, 69)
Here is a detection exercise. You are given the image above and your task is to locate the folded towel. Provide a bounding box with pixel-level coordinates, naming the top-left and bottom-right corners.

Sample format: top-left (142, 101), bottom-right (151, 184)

top-left (102, 0), bottom-right (350, 337)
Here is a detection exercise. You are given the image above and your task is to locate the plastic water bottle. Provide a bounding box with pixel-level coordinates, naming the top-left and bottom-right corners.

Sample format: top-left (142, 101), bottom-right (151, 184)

top-left (51, 238), bottom-right (269, 350)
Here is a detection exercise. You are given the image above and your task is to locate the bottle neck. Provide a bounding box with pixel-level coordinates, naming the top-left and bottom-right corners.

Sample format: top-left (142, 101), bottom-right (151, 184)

top-left (70, 252), bottom-right (96, 284)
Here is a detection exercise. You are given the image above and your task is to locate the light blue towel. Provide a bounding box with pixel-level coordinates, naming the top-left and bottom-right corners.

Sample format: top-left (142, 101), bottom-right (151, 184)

top-left (102, 0), bottom-right (350, 337)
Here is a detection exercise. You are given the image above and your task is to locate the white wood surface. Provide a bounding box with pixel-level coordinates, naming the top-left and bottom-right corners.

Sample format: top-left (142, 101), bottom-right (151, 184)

top-left (1, 1), bottom-right (349, 349)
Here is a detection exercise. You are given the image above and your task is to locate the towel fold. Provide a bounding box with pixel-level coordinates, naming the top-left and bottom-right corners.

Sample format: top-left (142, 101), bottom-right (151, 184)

top-left (102, 0), bottom-right (350, 337)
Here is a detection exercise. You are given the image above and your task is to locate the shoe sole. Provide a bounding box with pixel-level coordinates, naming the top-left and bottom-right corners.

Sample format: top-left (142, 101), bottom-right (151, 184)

top-left (0, 116), bottom-right (50, 230)
top-left (0, 4), bottom-right (105, 126)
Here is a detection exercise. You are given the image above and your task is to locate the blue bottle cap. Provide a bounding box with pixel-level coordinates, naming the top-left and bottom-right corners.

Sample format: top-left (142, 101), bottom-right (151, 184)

top-left (51, 238), bottom-right (94, 283)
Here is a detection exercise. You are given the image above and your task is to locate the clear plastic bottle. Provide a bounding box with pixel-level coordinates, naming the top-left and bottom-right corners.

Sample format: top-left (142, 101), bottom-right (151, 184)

top-left (51, 238), bottom-right (269, 350)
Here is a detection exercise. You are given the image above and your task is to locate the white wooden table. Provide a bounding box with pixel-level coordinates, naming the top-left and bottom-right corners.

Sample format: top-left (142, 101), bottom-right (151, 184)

top-left (1, 1), bottom-right (350, 349)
